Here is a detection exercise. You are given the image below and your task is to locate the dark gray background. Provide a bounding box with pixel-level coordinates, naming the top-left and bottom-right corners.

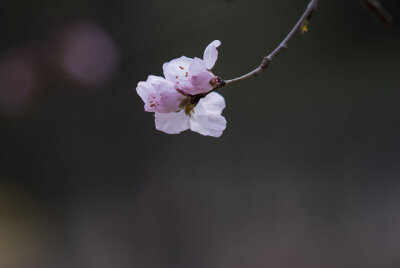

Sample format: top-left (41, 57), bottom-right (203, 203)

top-left (1, 0), bottom-right (400, 267)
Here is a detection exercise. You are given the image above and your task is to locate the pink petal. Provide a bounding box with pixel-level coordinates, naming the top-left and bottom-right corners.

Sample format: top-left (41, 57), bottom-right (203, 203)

top-left (136, 81), bottom-right (158, 112)
top-left (136, 76), bottom-right (184, 113)
top-left (147, 75), bottom-right (185, 113)
top-left (189, 92), bottom-right (226, 137)
top-left (203, 40), bottom-right (221, 70)
top-left (158, 89), bottom-right (185, 113)
top-left (155, 110), bottom-right (190, 134)
top-left (182, 57), bottom-right (214, 95)
top-left (188, 72), bottom-right (214, 94)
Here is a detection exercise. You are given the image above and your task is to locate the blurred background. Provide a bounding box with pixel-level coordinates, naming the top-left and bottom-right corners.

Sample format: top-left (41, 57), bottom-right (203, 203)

top-left (1, 0), bottom-right (400, 267)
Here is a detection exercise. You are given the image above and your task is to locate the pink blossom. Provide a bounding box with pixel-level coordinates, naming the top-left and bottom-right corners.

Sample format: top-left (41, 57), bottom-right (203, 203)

top-left (136, 75), bottom-right (184, 113)
top-left (155, 92), bottom-right (226, 137)
top-left (136, 40), bottom-right (227, 137)
top-left (163, 40), bottom-right (221, 95)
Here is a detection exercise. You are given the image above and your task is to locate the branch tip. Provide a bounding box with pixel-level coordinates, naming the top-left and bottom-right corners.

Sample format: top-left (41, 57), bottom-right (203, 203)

top-left (361, 0), bottom-right (393, 27)
top-left (221, 0), bottom-right (319, 87)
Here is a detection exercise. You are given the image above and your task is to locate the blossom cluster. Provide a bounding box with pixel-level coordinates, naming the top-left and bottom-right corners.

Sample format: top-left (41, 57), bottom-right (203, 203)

top-left (136, 40), bottom-right (226, 137)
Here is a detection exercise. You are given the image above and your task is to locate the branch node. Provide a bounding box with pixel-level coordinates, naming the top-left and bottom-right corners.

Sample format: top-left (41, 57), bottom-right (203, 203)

top-left (261, 57), bottom-right (271, 69)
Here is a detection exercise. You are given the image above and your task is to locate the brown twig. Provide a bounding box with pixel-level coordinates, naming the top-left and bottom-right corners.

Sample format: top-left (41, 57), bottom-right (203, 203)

top-left (216, 0), bottom-right (319, 89)
top-left (360, 0), bottom-right (393, 26)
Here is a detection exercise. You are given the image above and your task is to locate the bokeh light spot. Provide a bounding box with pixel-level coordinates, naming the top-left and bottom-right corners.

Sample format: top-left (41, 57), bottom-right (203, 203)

top-left (60, 21), bottom-right (120, 87)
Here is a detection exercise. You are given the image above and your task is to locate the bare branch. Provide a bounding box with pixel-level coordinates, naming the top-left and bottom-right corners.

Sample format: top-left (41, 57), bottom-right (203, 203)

top-left (217, 0), bottom-right (319, 88)
top-left (360, 0), bottom-right (393, 26)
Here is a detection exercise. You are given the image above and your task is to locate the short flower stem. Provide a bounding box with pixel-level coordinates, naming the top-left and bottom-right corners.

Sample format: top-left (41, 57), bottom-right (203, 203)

top-left (217, 0), bottom-right (319, 89)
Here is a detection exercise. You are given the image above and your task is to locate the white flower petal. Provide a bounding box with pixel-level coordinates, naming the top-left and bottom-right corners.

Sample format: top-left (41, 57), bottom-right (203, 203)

top-left (163, 56), bottom-right (192, 83)
top-left (136, 81), bottom-right (159, 112)
top-left (197, 92), bottom-right (226, 113)
top-left (155, 110), bottom-right (190, 134)
top-left (189, 92), bottom-right (226, 137)
top-left (147, 75), bottom-right (166, 84)
top-left (203, 40), bottom-right (221, 70)
top-left (136, 81), bottom-right (156, 103)
top-left (190, 112), bottom-right (227, 137)
top-left (188, 57), bottom-right (208, 75)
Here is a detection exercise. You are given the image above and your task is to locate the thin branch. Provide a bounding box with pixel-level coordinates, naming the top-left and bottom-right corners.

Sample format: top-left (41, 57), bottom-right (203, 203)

top-left (216, 0), bottom-right (319, 89)
top-left (360, 0), bottom-right (393, 26)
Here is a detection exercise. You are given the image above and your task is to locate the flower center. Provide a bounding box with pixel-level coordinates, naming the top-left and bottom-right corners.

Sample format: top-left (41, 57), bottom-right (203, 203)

top-left (179, 94), bottom-right (203, 116)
